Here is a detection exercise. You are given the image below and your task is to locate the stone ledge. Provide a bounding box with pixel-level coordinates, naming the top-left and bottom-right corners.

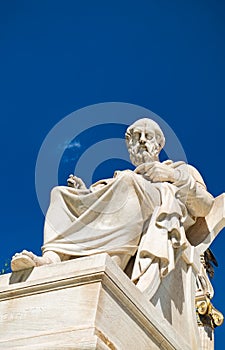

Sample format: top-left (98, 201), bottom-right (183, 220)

top-left (0, 253), bottom-right (192, 350)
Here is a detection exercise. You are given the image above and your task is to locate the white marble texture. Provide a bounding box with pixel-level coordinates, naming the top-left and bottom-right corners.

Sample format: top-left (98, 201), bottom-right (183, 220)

top-left (1, 253), bottom-right (193, 350)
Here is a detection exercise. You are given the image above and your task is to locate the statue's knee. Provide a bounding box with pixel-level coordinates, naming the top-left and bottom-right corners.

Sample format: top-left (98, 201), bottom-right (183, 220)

top-left (117, 170), bottom-right (135, 185)
top-left (50, 186), bottom-right (62, 200)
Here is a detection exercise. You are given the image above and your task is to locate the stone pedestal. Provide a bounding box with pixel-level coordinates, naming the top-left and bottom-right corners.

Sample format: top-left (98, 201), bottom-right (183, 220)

top-left (0, 253), bottom-right (192, 350)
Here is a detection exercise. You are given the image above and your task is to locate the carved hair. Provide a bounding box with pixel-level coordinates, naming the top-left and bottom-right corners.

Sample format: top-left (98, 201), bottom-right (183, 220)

top-left (125, 118), bottom-right (165, 151)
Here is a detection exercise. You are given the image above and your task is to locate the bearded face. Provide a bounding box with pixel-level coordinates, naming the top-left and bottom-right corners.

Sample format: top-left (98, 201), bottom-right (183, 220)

top-left (125, 119), bottom-right (165, 166)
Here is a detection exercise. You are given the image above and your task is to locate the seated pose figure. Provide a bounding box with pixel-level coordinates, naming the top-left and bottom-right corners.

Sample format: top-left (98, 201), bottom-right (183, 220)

top-left (11, 118), bottom-right (214, 296)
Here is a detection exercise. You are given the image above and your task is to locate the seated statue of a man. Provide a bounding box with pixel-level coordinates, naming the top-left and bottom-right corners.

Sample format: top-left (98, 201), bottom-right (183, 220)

top-left (11, 118), bottom-right (214, 296)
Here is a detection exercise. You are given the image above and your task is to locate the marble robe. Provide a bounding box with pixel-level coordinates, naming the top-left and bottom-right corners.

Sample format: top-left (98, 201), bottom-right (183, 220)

top-left (42, 161), bottom-right (214, 281)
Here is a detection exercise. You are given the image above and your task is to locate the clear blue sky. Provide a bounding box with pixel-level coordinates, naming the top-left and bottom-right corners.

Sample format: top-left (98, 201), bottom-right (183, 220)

top-left (0, 1), bottom-right (225, 347)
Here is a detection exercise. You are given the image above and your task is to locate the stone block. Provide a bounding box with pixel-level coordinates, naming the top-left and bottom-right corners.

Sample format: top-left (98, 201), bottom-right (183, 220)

top-left (0, 253), bottom-right (192, 350)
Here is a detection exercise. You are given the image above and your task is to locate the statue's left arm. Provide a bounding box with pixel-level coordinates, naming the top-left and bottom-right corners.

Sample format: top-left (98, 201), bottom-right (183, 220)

top-left (170, 163), bottom-right (214, 217)
top-left (135, 161), bottom-right (214, 218)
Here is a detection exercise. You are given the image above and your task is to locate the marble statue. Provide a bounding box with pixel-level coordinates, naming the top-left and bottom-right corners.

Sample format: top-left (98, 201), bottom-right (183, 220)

top-left (11, 118), bottom-right (214, 297)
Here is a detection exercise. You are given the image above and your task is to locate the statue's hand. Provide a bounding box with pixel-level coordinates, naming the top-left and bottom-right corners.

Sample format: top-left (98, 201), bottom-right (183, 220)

top-left (67, 174), bottom-right (87, 189)
top-left (135, 162), bottom-right (179, 183)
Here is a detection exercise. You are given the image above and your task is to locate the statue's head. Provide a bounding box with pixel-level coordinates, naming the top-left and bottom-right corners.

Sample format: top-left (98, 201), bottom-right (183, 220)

top-left (125, 118), bottom-right (165, 166)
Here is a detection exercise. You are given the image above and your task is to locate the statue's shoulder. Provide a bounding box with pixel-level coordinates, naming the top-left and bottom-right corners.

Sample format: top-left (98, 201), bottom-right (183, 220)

top-left (186, 164), bottom-right (207, 188)
top-left (175, 161), bottom-right (207, 188)
top-left (164, 160), bottom-right (207, 188)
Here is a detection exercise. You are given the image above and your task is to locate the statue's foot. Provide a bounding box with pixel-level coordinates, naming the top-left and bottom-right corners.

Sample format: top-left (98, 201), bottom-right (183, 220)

top-left (11, 250), bottom-right (47, 272)
top-left (11, 251), bottom-right (35, 271)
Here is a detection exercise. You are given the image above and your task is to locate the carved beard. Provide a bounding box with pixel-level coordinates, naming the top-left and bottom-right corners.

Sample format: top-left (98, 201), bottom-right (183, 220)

top-left (128, 139), bottom-right (160, 166)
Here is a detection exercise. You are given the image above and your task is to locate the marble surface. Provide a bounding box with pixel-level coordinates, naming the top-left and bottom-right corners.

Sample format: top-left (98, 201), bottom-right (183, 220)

top-left (11, 118), bottom-right (216, 303)
top-left (1, 253), bottom-right (193, 350)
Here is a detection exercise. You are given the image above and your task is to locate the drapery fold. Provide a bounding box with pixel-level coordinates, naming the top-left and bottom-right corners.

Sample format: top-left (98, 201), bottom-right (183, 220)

top-left (42, 162), bottom-right (212, 282)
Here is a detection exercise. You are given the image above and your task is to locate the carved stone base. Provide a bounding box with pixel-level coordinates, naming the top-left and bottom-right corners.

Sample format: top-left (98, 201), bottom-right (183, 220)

top-left (0, 253), bottom-right (192, 350)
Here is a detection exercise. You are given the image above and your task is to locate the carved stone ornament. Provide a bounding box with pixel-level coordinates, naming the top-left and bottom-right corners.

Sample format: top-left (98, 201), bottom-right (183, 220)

top-left (196, 293), bottom-right (224, 328)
